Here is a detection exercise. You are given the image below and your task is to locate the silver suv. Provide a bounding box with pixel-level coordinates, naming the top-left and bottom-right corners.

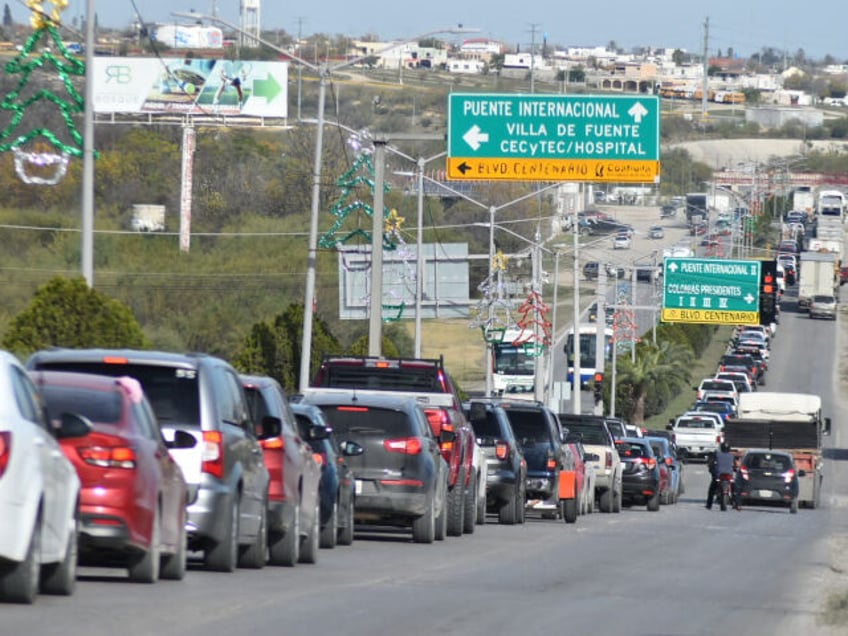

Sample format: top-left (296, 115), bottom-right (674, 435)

top-left (26, 349), bottom-right (278, 572)
top-left (809, 294), bottom-right (837, 320)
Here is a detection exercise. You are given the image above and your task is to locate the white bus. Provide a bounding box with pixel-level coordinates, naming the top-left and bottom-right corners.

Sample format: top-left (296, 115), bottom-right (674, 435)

top-left (565, 324), bottom-right (613, 388)
top-left (817, 189), bottom-right (846, 221)
top-left (491, 328), bottom-right (538, 396)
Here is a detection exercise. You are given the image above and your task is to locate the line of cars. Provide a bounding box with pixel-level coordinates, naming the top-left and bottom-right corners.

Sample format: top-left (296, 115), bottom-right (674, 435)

top-left (1, 347), bottom-right (683, 605)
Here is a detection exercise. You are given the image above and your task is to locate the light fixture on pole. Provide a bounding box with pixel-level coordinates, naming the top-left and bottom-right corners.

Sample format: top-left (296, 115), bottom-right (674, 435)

top-left (171, 12), bottom-right (477, 389)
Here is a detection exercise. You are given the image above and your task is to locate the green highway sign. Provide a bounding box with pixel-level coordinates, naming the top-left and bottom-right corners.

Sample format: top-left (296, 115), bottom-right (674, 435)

top-left (446, 93), bottom-right (660, 182)
top-left (662, 258), bottom-right (761, 325)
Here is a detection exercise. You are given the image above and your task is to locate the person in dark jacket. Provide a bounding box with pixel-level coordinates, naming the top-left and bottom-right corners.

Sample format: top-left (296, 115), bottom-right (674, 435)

top-left (705, 442), bottom-right (736, 509)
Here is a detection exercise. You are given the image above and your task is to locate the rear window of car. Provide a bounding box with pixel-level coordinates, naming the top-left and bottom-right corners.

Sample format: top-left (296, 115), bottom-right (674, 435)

top-left (467, 410), bottom-right (502, 442)
top-left (564, 424), bottom-right (610, 446)
top-left (319, 405), bottom-right (419, 438)
top-left (745, 453), bottom-right (791, 471)
top-left (32, 362), bottom-right (200, 425)
top-left (813, 295), bottom-right (835, 303)
top-left (503, 409), bottom-right (553, 445)
top-left (701, 381), bottom-right (732, 391)
top-left (40, 385), bottom-right (122, 424)
top-left (318, 364), bottom-right (441, 392)
top-left (616, 442), bottom-right (648, 458)
top-left (676, 418), bottom-right (715, 429)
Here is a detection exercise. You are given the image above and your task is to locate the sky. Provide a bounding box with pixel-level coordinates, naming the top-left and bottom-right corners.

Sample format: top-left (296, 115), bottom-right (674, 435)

top-left (23, 0), bottom-right (848, 62)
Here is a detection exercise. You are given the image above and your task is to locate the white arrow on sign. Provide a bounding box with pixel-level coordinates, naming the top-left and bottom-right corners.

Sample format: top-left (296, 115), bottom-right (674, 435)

top-left (463, 124), bottom-right (489, 151)
top-left (744, 293), bottom-right (755, 304)
top-left (667, 262), bottom-right (679, 273)
top-left (628, 102), bottom-right (649, 123)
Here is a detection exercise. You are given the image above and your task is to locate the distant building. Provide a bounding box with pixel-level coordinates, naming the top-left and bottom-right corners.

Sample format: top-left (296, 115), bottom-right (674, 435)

top-left (746, 106), bottom-right (822, 129)
top-left (458, 38), bottom-right (504, 62)
top-left (152, 25), bottom-right (223, 49)
top-left (447, 59), bottom-right (485, 74)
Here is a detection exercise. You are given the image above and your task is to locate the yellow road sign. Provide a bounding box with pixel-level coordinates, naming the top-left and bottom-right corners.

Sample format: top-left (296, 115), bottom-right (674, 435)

top-left (661, 308), bottom-right (760, 325)
top-left (446, 157), bottom-right (659, 182)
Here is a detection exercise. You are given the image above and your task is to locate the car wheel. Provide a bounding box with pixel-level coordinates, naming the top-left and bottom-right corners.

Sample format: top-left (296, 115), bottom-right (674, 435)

top-left (299, 502), bottom-right (320, 564)
top-left (41, 515), bottom-right (78, 595)
top-left (446, 467), bottom-right (465, 537)
top-left (647, 492), bottom-right (660, 512)
top-left (160, 512), bottom-right (187, 581)
top-left (613, 484), bottom-right (623, 513)
top-left (238, 500), bottom-right (267, 569)
top-left (337, 498), bottom-right (355, 546)
top-left (599, 488), bottom-right (612, 513)
top-left (412, 494), bottom-right (436, 544)
top-left (463, 470), bottom-right (477, 534)
top-left (476, 480), bottom-right (487, 525)
top-left (790, 498), bottom-right (799, 514)
top-left (435, 482), bottom-right (448, 541)
top-left (320, 501), bottom-right (338, 549)
top-left (0, 511), bottom-right (41, 604)
top-left (269, 503), bottom-right (299, 566)
top-left (206, 496), bottom-right (239, 572)
top-left (563, 497), bottom-right (578, 524)
top-left (129, 507), bottom-right (161, 583)
top-left (498, 488), bottom-right (518, 525)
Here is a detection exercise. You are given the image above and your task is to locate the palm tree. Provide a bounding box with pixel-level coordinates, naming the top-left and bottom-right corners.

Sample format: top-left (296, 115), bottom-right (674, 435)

top-left (615, 340), bottom-right (693, 425)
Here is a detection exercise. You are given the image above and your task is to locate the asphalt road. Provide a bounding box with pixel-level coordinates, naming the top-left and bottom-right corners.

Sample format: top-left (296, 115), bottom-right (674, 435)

top-left (6, 271), bottom-right (847, 634)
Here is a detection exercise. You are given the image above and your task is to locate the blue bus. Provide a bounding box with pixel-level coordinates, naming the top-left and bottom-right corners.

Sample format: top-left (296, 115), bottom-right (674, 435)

top-left (565, 324), bottom-right (613, 387)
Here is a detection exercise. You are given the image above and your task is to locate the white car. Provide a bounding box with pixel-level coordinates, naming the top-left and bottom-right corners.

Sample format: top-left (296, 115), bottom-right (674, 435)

top-left (0, 351), bottom-right (87, 604)
top-left (613, 233), bottom-right (631, 249)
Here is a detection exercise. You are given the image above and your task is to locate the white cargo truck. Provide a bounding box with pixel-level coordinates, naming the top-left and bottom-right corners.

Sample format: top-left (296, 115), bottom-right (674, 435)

top-left (798, 251), bottom-right (836, 309)
top-left (130, 204), bottom-right (166, 232)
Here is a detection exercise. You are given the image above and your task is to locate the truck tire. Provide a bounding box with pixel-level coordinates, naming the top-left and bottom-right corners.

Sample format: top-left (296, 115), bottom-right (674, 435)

top-left (446, 467), bottom-right (465, 537)
top-left (462, 470), bottom-right (477, 534)
top-left (562, 498), bottom-right (578, 524)
top-left (498, 492), bottom-right (518, 525)
top-left (790, 498), bottom-right (799, 514)
top-left (647, 492), bottom-right (660, 512)
top-left (599, 488), bottom-right (612, 513)
top-left (412, 495), bottom-right (436, 544)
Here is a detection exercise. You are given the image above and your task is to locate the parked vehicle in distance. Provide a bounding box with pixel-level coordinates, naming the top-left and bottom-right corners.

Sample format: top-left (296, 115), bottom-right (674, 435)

top-left (668, 414), bottom-right (723, 460)
top-left (649, 225), bottom-right (665, 239)
top-left (0, 352), bottom-right (86, 604)
top-left (290, 402), bottom-right (360, 548)
top-left (499, 402), bottom-right (576, 520)
top-left (300, 391), bottom-right (450, 544)
top-left (694, 378), bottom-right (738, 402)
top-left (644, 436), bottom-right (684, 504)
top-left (613, 232), bottom-right (632, 249)
top-left (32, 371), bottom-right (193, 583)
top-left (564, 432), bottom-right (597, 516)
top-left (308, 356), bottom-right (476, 538)
top-left (558, 414), bottom-right (623, 513)
top-left (464, 400), bottom-right (527, 525)
top-left (26, 349), bottom-right (277, 573)
top-left (809, 294), bottom-right (837, 320)
top-left (241, 375), bottom-right (323, 564)
top-left (615, 438), bottom-right (661, 511)
top-left (734, 449), bottom-right (803, 513)
top-left (715, 371), bottom-right (755, 394)
top-left (691, 400), bottom-right (736, 423)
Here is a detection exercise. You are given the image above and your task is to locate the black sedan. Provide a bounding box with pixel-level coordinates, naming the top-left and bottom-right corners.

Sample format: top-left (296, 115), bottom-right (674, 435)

top-left (615, 438), bottom-right (661, 511)
top-left (464, 400), bottom-right (527, 525)
top-left (291, 403), bottom-right (360, 548)
top-left (734, 449), bottom-right (804, 513)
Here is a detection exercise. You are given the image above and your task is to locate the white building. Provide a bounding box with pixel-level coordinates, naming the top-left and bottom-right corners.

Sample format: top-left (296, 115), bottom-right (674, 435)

top-left (447, 58), bottom-right (485, 74)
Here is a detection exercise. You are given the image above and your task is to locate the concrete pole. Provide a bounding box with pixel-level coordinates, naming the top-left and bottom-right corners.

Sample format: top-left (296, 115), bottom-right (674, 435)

top-left (414, 157), bottom-right (425, 358)
top-left (594, 265), bottom-right (607, 415)
top-left (485, 205), bottom-right (496, 397)
top-left (81, 0), bottom-right (96, 286)
top-left (572, 204), bottom-right (581, 414)
top-left (368, 140), bottom-right (388, 357)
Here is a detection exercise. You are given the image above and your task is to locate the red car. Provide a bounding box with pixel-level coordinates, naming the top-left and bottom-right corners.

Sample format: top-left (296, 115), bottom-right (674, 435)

top-left (241, 375), bottom-right (322, 566)
top-left (31, 371), bottom-right (194, 583)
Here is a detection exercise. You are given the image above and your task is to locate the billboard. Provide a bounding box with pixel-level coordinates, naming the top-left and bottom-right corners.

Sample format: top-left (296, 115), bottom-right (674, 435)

top-left (151, 25), bottom-right (223, 49)
top-left (92, 57), bottom-right (288, 119)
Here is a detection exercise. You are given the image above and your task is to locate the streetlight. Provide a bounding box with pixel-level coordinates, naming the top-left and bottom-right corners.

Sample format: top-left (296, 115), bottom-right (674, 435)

top-left (171, 12), bottom-right (477, 391)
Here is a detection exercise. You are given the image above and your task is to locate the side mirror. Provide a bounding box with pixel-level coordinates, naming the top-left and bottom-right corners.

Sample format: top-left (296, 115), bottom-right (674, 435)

top-left (798, 469), bottom-right (807, 477)
top-left (339, 440), bottom-right (365, 457)
top-left (166, 429), bottom-right (197, 450)
top-left (666, 424), bottom-right (673, 431)
top-left (256, 415), bottom-right (282, 440)
top-left (53, 412), bottom-right (93, 439)
top-left (823, 417), bottom-right (832, 436)
top-left (564, 432), bottom-right (581, 444)
top-left (308, 425), bottom-right (329, 441)
top-left (439, 427), bottom-right (456, 445)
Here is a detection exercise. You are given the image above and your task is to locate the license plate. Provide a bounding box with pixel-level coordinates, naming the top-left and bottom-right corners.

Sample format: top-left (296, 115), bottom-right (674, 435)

top-left (355, 479), bottom-right (363, 495)
top-left (758, 489), bottom-right (774, 498)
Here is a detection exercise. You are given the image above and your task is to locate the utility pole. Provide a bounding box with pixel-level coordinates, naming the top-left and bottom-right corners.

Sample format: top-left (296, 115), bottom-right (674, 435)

top-left (528, 23), bottom-right (539, 94)
top-left (701, 16), bottom-right (709, 124)
top-left (296, 17), bottom-right (305, 121)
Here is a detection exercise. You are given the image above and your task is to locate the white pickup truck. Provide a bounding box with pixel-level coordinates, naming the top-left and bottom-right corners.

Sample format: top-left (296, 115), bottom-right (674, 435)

top-left (668, 414), bottom-right (724, 460)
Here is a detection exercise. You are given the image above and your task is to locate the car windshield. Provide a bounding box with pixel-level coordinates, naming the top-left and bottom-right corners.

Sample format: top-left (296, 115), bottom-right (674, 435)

top-left (813, 295), bottom-right (835, 303)
top-left (677, 418), bottom-right (714, 428)
top-left (616, 442), bottom-right (648, 458)
top-left (320, 406), bottom-right (416, 437)
top-left (504, 410), bottom-right (552, 445)
top-left (565, 423), bottom-right (610, 445)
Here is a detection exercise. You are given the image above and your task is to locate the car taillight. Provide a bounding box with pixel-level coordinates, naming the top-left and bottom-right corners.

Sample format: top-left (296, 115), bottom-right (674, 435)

top-left (739, 466), bottom-right (750, 481)
top-left (782, 468), bottom-right (796, 483)
top-left (260, 437), bottom-right (284, 450)
top-left (0, 432), bottom-right (10, 478)
top-left (313, 452), bottom-right (325, 466)
top-left (201, 430), bottom-right (225, 478)
top-left (383, 437), bottom-right (423, 455)
top-left (78, 446), bottom-right (136, 469)
top-left (634, 457), bottom-right (656, 470)
top-left (495, 441), bottom-right (510, 460)
top-left (546, 451), bottom-right (557, 470)
top-left (424, 408), bottom-right (448, 434)
top-left (605, 450), bottom-right (612, 469)
top-left (665, 457), bottom-right (673, 466)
